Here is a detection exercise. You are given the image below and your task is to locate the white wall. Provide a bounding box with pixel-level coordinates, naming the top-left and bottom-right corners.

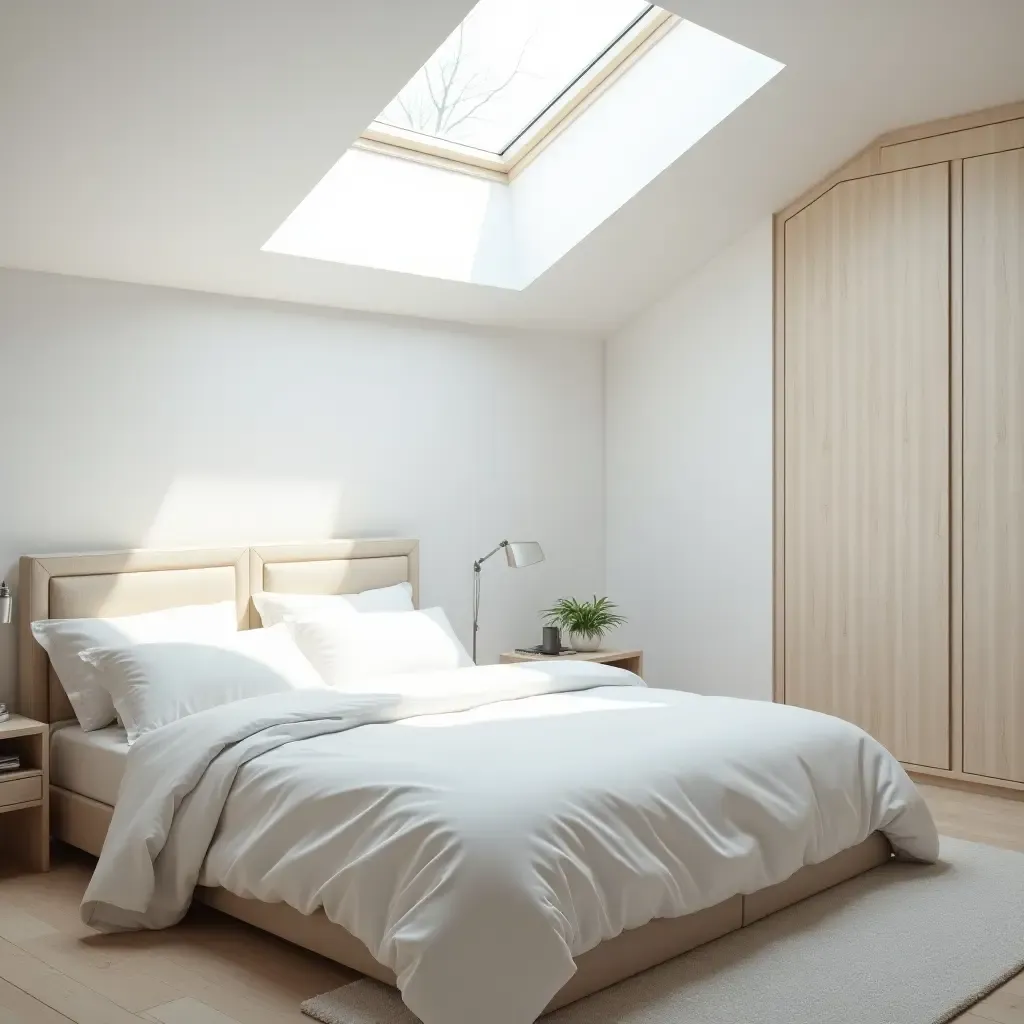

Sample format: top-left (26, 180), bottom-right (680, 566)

top-left (605, 219), bottom-right (773, 698)
top-left (0, 268), bottom-right (606, 705)
top-left (512, 21), bottom-right (782, 284)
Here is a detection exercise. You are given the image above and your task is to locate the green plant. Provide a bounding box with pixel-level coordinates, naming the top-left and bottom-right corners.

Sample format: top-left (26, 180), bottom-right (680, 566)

top-left (542, 596), bottom-right (626, 640)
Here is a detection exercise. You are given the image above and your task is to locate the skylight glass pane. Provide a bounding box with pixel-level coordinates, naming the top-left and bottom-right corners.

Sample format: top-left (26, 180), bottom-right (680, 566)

top-left (374, 0), bottom-right (653, 155)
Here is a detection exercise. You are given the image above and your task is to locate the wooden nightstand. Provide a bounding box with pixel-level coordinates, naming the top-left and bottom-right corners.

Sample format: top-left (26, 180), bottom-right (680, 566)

top-left (0, 715), bottom-right (49, 872)
top-left (500, 648), bottom-right (643, 678)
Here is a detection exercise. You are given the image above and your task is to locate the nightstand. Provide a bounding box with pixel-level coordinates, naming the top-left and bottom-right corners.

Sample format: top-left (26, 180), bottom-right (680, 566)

top-left (500, 648), bottom-right (643, 679)
top-left (0, 715), bottom-right (49, 872)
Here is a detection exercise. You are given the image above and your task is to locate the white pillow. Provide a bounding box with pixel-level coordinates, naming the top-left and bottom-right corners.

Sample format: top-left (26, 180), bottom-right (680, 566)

top-left (31, 601), bottom-right (238, 731)
top-left (287, 607), bottom-right (473, 689)
top-left (80, 624), bottom-right (326, 744)
top-left (253, 581), bottom-right (415, 627)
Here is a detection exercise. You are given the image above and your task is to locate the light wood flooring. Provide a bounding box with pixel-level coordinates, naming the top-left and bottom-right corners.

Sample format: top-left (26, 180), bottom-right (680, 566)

top-left (1, 782), bottom-right (1024, 1023)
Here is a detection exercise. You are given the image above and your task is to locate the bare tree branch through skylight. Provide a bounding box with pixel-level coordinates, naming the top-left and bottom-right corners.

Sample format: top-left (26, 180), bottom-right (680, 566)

top-left (375, 0), bottom-right (653, 155)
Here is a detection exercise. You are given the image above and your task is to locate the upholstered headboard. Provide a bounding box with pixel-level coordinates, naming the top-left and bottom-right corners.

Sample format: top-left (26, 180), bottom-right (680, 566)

top-left (18, 539), bottom-right (419, 723)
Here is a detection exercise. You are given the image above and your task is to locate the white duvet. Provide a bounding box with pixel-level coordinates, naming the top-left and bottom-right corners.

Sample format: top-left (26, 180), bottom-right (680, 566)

top-left (83, 662), bottom-right (938, 1024)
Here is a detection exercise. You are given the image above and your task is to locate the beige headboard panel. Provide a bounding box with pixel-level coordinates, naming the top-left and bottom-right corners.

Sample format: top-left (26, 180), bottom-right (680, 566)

top-left (250, 539), bottom-right (419, 625)
top-left (19, 539), bottom-right (418, 724)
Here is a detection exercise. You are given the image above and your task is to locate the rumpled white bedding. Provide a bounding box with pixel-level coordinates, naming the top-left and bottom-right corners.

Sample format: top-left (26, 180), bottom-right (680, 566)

top-left (82, 661), bottom-right (938, 1024)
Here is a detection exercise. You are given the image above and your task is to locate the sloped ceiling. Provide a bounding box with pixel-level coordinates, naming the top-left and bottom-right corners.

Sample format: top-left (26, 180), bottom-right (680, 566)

top-left (1, 0), bottom-right (1023, 334)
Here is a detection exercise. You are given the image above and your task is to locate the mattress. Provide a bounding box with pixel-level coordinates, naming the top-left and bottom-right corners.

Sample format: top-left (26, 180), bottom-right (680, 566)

top-left (83, 663), bottom-right (938, 1024)
top-left (50, 722), bottom-right (128, 805)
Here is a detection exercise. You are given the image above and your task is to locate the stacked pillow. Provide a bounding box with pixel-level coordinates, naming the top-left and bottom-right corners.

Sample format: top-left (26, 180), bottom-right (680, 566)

top-left (31, 601), bottom-right (240, 731)
top-left (253, 581), bottom-right (473, 687)
top-left (79, 624), bottom-right (328, 744)
top-left (252, 580), bottom-right (415, 625)
top-left (285, 606), bottom-right (473, 688)
top-left (33, 583), bottom-right (472, 742)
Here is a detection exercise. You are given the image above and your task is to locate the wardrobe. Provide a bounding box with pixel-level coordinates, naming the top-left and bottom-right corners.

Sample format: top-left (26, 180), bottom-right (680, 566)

top-left (774, 101), bottom-right (1024, 791)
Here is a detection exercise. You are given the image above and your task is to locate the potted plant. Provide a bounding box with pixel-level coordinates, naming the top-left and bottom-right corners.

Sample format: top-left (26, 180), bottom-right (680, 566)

top-left (542, 596), bottom-right (626, 653)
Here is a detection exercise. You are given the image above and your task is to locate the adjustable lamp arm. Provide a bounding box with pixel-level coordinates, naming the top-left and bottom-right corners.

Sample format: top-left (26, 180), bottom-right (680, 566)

top-left (471, 540), bottom-right (544, 665)
top-left (473, 540), bottom-right (509, 574)
top-left (472, 541), bottom-right (508, 664)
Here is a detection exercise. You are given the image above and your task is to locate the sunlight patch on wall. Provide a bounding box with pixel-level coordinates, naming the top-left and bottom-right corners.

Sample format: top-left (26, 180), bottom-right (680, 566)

top-left (143, 477), bottom-right (344, 547)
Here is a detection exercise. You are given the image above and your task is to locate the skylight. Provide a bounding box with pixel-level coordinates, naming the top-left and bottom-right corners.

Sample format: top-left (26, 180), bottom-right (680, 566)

top-left (366, 0), bottom-right (670, 173)
top-left (265, 17), bottom-right (786, 287)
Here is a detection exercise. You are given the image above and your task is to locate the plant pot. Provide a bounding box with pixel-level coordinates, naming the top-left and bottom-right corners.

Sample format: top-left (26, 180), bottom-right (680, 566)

top-left (570, 632), bottom-right (602, 653)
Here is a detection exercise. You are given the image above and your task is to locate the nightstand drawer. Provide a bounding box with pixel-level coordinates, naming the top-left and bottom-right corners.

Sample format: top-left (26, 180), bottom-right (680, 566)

top-left (0, 773), bottom-right (42, 809)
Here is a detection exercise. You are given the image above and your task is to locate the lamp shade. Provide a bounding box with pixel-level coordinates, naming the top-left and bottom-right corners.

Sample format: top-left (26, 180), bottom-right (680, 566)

top-left (504, 541), bottom-right (544, 568)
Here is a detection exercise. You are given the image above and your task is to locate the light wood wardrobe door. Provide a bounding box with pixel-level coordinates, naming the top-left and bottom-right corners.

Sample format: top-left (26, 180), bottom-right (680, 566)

top-left (963, 148), bottom-right (1024, 781)
top-left (784, 163), bottom-right (951, 768)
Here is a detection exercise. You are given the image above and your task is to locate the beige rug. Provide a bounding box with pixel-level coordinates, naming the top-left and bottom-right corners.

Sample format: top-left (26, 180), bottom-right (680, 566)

top-left (302, 837), bottom-right (1024, 1024)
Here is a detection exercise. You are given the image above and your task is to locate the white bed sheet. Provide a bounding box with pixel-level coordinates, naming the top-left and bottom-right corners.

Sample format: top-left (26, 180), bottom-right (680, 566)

top-left (82, 662), bottom-right (938, 1024)
top-left (51, 722), bottom-right (129, 805)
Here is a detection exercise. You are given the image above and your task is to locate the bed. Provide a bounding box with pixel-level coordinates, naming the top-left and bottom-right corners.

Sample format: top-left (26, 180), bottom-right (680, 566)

top-left (22, 540), bottom-right (937, 1024)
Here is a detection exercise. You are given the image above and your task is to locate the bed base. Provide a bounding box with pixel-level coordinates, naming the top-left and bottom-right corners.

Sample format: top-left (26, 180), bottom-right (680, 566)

top-left (51, 784), bottom-right (892, 1013)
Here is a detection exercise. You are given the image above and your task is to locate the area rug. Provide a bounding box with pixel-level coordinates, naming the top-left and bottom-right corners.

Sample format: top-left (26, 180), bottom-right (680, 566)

top-left (302, 836), bottom-right (1024, 1024)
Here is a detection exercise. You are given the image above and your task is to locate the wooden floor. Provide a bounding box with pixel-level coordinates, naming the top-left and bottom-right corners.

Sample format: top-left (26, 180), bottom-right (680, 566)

top-left (2, 782), bottom-right (1024, 1023)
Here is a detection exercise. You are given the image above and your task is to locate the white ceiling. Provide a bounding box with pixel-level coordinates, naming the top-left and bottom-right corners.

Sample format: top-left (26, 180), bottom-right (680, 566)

top-left (2, 0), bottom-right (1024, 336)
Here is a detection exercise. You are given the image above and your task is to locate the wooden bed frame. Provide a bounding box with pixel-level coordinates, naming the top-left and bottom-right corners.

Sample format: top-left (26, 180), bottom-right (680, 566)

top-left (22, 541), bottom-right (892, 1013)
